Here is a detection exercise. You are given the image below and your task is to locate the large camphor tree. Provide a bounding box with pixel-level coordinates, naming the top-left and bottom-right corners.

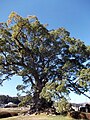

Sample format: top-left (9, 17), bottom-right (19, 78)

top-left (0, 12), bottom-right (90, 113)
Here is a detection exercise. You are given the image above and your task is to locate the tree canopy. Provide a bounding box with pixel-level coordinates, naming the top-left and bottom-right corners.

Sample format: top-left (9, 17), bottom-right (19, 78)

top-left (0, 95), bottom-right (20, 105)
top-left (0, 12), bottom-right (90, 113)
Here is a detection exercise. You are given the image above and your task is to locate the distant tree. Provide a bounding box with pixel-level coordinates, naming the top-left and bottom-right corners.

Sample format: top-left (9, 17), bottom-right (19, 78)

top-left (0, 12), bottom-right (90, 113)
top-left (0, 95), bottom-right (20, 104)
top-left (11, 96), bottom-right (20, 104)
top-left (0, 95), bottom-right (8, 104)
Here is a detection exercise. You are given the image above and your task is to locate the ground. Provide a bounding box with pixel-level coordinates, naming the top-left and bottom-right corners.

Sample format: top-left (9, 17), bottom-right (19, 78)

top-left (1, 107), bottom-right (90, 120)
top-left (0, 108), bottom-right (74, 120)
top-left (0, 115), bottom-right (74, 120)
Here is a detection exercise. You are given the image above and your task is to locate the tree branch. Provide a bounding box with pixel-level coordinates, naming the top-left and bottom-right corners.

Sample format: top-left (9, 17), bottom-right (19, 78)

top-left (68, 80), bottom-right (90, 99)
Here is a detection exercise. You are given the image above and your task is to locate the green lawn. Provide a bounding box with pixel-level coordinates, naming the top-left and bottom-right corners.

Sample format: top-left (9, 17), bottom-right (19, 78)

top-left (0, 115), bottom-right (75, 120)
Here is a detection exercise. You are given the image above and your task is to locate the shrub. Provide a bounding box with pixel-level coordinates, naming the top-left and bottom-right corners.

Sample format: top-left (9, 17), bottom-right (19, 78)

top-left (68, 111), bottom-right (87, 119)
top-left (54, 98), bottom-right (71, 113)
top-left (0, 111), bottom-right (18, 118)
top-left (0, 111), bottom-right (11, 118)
top-left (10, 111), bottom-right (18, 116)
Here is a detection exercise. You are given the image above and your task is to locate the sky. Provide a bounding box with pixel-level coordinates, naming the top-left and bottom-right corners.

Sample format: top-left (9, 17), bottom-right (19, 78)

top-left (0, 0), bottom-right (90, 103)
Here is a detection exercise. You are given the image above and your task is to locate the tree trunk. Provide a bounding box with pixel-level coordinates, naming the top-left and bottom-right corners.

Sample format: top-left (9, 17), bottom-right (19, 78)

top-left (29, 90), bottom-right (55, 114)
top-left (28, 78), bottom-right (56, 114)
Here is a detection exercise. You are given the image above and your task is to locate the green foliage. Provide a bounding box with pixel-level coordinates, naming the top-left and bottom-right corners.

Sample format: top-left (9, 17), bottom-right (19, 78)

top-left (0, 95), bottom-right (20, 104)
top-left (77, 68), bottom-right (90, 90)
top-left (40, 81), bottom-right (69, 102)
top-left (54, 97), bottom-right (71, 113)
top-left (0, 12), bottom-right (90, 107)
top-left (18, 95), bottom-right (31, 107)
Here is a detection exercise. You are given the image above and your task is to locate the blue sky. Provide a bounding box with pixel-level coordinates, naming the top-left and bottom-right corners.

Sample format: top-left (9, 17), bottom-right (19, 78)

top-left (0, 0), bottom-right (90, 103)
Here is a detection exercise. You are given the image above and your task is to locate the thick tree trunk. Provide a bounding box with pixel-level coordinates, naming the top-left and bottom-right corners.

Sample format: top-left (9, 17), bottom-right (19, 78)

top-left (29, 90), bottom-right (56, 114)
top-left (28, 78), bottom-right (56, 114)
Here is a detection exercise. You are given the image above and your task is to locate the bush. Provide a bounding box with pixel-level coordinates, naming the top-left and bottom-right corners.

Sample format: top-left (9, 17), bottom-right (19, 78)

top-left (0, 111), bottom-right (11, 118)
top-left (10, 111), bottom-right (18, 116)
top-left (54, 98), bottom-right (71, 113)
top-left (68, 111), bottom-right (87, 119)
top-left (0, 111), bottom-right (18, 118)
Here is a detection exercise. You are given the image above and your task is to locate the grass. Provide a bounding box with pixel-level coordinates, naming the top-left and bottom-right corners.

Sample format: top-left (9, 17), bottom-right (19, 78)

top-left (0, 108), bottom-right (75, 120)
top-left (0, 107), bottom-right (28, 114)
top-left (0, 114), bottom-right (74, 120)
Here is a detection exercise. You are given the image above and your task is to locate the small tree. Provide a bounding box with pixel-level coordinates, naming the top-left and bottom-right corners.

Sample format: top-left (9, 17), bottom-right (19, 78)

top-left (0, 12), bottom-right (90, 113)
